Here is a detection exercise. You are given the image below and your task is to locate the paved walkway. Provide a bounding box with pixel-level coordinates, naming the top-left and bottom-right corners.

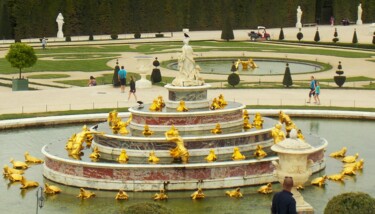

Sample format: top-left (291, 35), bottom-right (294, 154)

top-left (0, 24), bottom-right (374, 114)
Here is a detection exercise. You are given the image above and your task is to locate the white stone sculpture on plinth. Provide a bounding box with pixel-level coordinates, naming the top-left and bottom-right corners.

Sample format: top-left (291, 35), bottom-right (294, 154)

top-left (56, 13), bottom-right (64, 38)
top-left (271, 129), bottom-right (327, 213)
top-left (296, 6), bottom-right (303, 28)
top-left (135, 56), bottom-right (153, 88)
top-left (357, 3), bottom-right (363, 25)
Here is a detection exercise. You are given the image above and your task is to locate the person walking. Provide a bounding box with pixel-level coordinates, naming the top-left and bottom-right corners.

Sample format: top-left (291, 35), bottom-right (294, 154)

top-left (41, 37), bottom-right (47, 50)
top-left (118, 66), bottom-right (127, 93)
top-left (307, 76), bottom-right (317, 103)
top-left (128, 76), bottom-right (137, 101)
top-left (271, 176), bottom-right (297, 214)
top-left (314, 81), bottom-right (320, 105)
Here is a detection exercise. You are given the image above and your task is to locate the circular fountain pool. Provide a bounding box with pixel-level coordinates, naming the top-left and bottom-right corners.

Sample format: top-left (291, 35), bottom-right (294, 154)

top-left (168, 58), bottom-right (323, 75)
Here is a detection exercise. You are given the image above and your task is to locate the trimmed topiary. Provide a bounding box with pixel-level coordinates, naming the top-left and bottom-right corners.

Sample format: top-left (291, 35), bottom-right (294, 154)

top-left (111, 34), bottom-right (118, 40)
top-left (324, 192), bottom-right (375, 214)
top-left (151, 68), bottom-right (162, 83)
top-left (297, 29), bottom-right (303, 41)
top-left (278, 28), bottom-right (285, 40)
top-left (155, 33), bottom-right (164, 38)
top-left (221, 17), bottom-right (234, 41)
top-left (372, 31), bottom-right (375, 44)
top-left (228, 73), bottom-right (240, 87)
top-left (352, 29), bottom-right (358, 44)
top-left (231, 61), bottom-right (237, 72)
top-left (65, 36), bottom-right (71, 42)
top-left (282, 63), bottom-right (293, 87)
top-left (314, 28), bottom-right (320, 42)
top-left (134, 32), bottom-right (141, 39)
top-left (334, 61), bottom-right (346, 87)
top-left (153, 57), bottom-right (160, 67)
top-left (89, 35), bottom-right (94, 41)
top-left (124, 202), bottom-right (173, 214)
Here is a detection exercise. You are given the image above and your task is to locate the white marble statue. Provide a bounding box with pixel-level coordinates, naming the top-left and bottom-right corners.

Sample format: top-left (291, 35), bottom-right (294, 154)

top-left (171, 37), bottom-right (204, 87)
top-left (56, 13), bottom-right (64, 38)
top-left (357, 3), bottom-right (363, 25)
top-left (296, 6), bottom-right (303, 28)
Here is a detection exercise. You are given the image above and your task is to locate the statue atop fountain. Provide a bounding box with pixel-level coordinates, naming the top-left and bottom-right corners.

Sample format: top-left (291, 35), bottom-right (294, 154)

top-left (172, 36), bottom-right (204, 87)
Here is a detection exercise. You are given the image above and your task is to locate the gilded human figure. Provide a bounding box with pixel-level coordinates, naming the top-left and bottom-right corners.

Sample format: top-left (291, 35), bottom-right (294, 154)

top-left (296, 6), bottom-right (302, 28)
top-left (357, 3), bottom-right (363, 25)
top-left (56, 13), bottom-right (64, 38)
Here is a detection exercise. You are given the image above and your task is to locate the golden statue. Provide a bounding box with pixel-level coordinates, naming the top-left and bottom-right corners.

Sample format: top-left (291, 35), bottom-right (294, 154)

top-left (252, 112), bottom-right (264, 128)
top-left (107, 110), bottom-right (119, 126)
top-left (65, 134), bottom-right (76, 150)
top-left (342, 166), bottom-right (356, 176)
top-left (153, 189), bottom-right (168, 200)
top-left (69, 125), bottom-right (104, 155)
top-left (44, 183), bottom-right (62, 194)
top-left (148, 151), bottom-right (160, 164)
top-left (191, 188), bottom-right (205, 200)
top-left (248, 58), bottom-right (258, 69)
top-left (117, 115), bottom-right (132, 135)
top-left (115, 190), bottom-right (129, 200)
top-left (3, 165), bottom-right (24, 177)
top-left (24, 152), bottom-right (44, 163)
top-left (329, 147), bottom-right (347, 158)
top-left (253, 145), bottom-right (267, 159)
top-left (10, 158), bottom-right (28, 169)
top-left (8, 173), bottom-right (23, 182)
top-left (344, 159), bottom-right (364, 170)
top-left (257, 183), bottom-right (273, 194)
top-left (117, 149), bottom-right (129, 163)
top-left (278, 111), bottom-right (297, 137)
top-left (311, 175), bottom-right (328, 187)
top-left (243, 109), bottom-right (250, 120)
top-left (232, 147), bottom-right (246, 160)
top-left (149, 99), bottom-right (161, 112)
top-left (235, 59), bottom-right (241, 70)
top-left (225, 187), bottom-right (243, 198)
top-left (165, 127), bottom-right (189, 163)
top-left (243, 118), bottom-right (253, 130)
top-left (176, 100), bottom-right (189, 112)
top-left (210, 98), bottom-right (221, 110)
top-left (211, 123), bottom-right (222, 134)
top-left (297, 129), bottom-right (305, 142)
top-left (89, 146), bottom-right (101, 160)
top-left (327, 172), bottom-right (345, 181)
top-left (271, 124), bottom-right (285, 144)
top-left (157, 95), bottom-right (166, 108)
top-left (342, 153), bottom-right (359, 163)
top-left (218, 94), bottom-right (227, 108)
top-left (82, 125), bottom-right (94, 147)
top-left (142, 124), bottom-right (154, 136)
top-left (205, 149), bottom-right (217, 162)
top-left (20, 176), bottom-right (39, 189)
top-left (77, 188), bottom-right (96, 199)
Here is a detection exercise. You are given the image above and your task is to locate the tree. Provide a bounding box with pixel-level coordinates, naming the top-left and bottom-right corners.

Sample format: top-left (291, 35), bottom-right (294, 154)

top-left (352, 29), bottom-right (358, 44)
top-left (324, 192), bottom-right (375, 214)
top-left (278, 28), bottom-right (284, 40)
top-left (282, 63), bottom-right (293, 87)
top-left (314, 28), bottom-right (320, 42)
top-left (297, 28), bottom-right (303, 41)
top-left (5, 43), bottom-right (37, 79)
top-left (221, 0), bottom-right (234, 41)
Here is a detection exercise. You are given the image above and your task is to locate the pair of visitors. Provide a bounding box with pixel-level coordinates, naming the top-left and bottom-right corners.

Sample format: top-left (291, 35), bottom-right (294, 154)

top-left (118, 66), bottom-right (127, 93)
top-left (88, 76), bottom-right (97, 86)
top-left (307, 76), bottom-right (321, 104)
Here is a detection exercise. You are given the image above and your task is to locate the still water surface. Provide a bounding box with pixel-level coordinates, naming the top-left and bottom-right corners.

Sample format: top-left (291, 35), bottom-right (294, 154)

top-left (0, 118), bottom-right (374, 214)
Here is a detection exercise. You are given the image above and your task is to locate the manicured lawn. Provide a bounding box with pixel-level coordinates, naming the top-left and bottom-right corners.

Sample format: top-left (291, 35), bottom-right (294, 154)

top-left (28, 74), bottom-right (70, 79)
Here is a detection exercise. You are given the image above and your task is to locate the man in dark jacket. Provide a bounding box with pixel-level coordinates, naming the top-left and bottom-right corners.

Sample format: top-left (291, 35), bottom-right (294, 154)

top-left (271, 176), bottom-right (297, 214)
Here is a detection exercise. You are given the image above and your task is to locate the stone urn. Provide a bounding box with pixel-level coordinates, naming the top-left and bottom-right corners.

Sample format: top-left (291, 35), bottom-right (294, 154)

top-left (271, 129), bottom-right (324, 213)
top-left (135, 56), bottom-right (153, 88)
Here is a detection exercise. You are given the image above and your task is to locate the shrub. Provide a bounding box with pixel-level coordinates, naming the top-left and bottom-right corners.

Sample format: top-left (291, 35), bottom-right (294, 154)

top-left (334, 61), bottom-right (346, 87)
top-left (155, 33), bottom-right (164, 38)
top-left (89, 35), bottom-right (94, 41)
top-left (314, 28), bottom-right (320, 42)
top-left (297, 29), bottom-right (303, 41)
top-left (151, 68), bottom-right (162, 83)
top-left (65, 36), bottom-right (71, 42)
top-left (352, 29), bottom-right (358, 44)
top-left (134, 32), bottom-right (141, 39)
top-left (124, 202), bottom-right (172, 214)
top-left (227, 73), bottom-right (240, 87)
top-left (332, 38), bottom-right (339, 43)
top-left (324, 192), bottom-right (375, 214)
top-left (153, 57), bottom-right (160, 67)
top-left (6, 43), bottom-right (37, 79)
top-left (111, 34), bottom-right (118, 40)
top-left (278, 28), bottom-right (284, 40)
top-left (282, 63), bottom-right (293, 87)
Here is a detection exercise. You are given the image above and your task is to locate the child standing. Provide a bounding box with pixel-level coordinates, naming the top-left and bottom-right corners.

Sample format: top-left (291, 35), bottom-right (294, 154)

top-left (314, 81), bottom-right (320, 105)
top-left (128, 76), bottom-right (137, 101)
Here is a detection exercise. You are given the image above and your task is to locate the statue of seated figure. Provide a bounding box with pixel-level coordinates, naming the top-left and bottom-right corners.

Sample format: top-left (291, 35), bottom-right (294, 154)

top-left (176, 100), bottom-right (189, 112)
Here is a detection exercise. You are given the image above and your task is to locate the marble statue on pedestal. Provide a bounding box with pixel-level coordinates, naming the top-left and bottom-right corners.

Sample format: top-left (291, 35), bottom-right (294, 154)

top-left (172, 37), bottom-right (204, 87)
top-left (296, 6), bottom-right (303, 28)
top-left (357, 3), bottom-right (363, 25)
top-left (56, 13), bottom-right (64, 38)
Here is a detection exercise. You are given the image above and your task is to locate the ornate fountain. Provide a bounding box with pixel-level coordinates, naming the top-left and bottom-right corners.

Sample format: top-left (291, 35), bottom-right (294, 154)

top-left (42, 37), bottom-right (327, 192)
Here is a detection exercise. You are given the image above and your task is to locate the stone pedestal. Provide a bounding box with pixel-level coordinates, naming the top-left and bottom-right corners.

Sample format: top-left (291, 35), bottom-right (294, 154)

top-left (57, 31), bottom-right (64, 39)
top-left (296, 23), bottom-right (302, 28)
top-left (164, 84), bottom-right (211, 109)
top-left (356, 20), bottom-right (363, 25)
top-left (135, 56), bottom-right (153, 88)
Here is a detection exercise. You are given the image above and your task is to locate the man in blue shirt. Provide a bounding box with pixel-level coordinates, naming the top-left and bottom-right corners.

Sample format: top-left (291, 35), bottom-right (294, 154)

top-left (118, 66), bottom-right (127, 93)
top-left (271, 176), bottom-right (297, 214)
top-left (307, 76), bottom-right (317, 103)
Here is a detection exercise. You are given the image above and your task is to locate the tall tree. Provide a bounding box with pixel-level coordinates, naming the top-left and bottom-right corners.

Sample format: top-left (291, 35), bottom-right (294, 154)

top-left (5, 43), bottom-right (37, 79)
